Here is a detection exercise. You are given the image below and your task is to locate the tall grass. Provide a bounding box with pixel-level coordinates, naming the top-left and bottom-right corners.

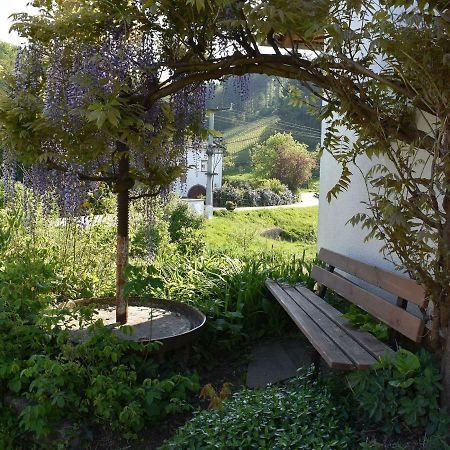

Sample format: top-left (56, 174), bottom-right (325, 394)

top-left (1, 187), bottom-right (318, 351)
top-left (127, 250), bottom-right (316, 351)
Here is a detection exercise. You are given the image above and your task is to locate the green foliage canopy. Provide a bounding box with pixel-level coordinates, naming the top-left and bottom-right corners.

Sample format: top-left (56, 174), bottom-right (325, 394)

top-left (0, 41), bottom-right (17, 72)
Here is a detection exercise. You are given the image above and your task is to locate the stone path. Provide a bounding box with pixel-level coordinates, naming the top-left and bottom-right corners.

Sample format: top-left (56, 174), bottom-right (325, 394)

top-left (246, 337), bottom-right (314, 388)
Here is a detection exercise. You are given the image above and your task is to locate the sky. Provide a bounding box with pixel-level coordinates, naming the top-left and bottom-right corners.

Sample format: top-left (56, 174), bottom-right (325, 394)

top-left (0, 1), bottom-right (35, 45)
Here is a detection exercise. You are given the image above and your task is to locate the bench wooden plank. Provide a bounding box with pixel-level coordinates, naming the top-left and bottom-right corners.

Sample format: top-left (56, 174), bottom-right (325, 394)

top-left (294, 285), bottom-right (394, 359)
top-left (266, 280), bottom-right (354, 369)
top-left (282, 285), bottom-right (377, 368)
top-left (318, 248), bottom-right (427, 307)
top-left (311, 266), bottom-right (425, 342)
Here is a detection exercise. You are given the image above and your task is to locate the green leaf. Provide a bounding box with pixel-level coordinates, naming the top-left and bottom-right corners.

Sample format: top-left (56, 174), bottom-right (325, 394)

top-left (186, 0), bottom-right (205, 12)
top-left (388, 378), bottom-right (415, 388)
top-left (394, 349), bottom-right (420, 375)
top-left (106, 108), bottom-right (120, 127)
top-left (8, 378), bottom-right (22, 393)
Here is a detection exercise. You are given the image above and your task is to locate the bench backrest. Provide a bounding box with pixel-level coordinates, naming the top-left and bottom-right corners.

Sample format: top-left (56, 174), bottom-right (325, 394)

top-left (311, 248), bottom-right (427, 343)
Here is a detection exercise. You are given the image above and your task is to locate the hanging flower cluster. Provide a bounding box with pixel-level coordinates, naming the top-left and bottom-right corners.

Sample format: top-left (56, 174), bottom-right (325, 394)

top-left (3, 21), bottom-right (250, 233)
top-left (5, 29), bottom-right (216, 224)
top-left (233, 75), bottom-right (250, 102)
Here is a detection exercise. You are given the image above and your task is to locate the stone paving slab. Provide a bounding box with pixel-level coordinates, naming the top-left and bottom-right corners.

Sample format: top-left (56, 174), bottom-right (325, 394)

top-left (246, 337), bottom-right (313, 388)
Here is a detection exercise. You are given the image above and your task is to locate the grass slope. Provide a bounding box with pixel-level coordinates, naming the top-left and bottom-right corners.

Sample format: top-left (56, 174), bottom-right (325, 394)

top-left (203, 206), bottom-right (318, 258)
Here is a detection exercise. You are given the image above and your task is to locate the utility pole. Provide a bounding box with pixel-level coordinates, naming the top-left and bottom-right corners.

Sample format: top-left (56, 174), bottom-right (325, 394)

top-left (204, 112), bottom-right (215, 219)
top-left (204, 105), bottom-right (232, 219)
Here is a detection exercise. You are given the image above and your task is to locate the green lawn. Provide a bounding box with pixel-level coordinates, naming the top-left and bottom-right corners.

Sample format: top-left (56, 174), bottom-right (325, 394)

top-left (298, 176), bottom-right (320, 193)
top-left (222, 172), bottom-right (256, 182)
top-left (203, 206), bottom-right (318, 258)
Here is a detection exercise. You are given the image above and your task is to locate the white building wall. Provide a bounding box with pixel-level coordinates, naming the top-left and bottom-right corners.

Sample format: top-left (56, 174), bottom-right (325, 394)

top-left (184, 147), bottom-right (223, 195)
top-left (317, 149), bottom-right (396, 272)
top-left (316, 5), bottom-right (426, 273)
top-left (181, 198), bottom-right (205, 216)
top-left (317, 111), bottom-right (434, 273)
top-left (173, 145), bottom-right (223, 198)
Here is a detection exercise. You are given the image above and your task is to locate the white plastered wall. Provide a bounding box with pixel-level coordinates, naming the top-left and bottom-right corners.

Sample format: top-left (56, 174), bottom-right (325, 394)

top-left (317, 110), bottom-right (435, 273)
top-left (317, 152), bottom-right (392, 270)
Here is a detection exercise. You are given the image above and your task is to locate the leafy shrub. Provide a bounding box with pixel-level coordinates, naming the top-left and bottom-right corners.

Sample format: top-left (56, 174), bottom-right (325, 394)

top-left (214, 181), bottom-right (296, 207)
top-left (258, 187), bottom-right (280, 206)
top-left (0, 203), bottom-right (200, 446)
top-left (242, 186), bottom-right (260, 206)
top-left (225, 201), bottom-right (236, 211)
top-left (220, 178), bottom-right (253, 190)
top-left (214, 183), bottom-right (243, 206)
top-left (260, 177), bottom-right (287, 194)
top-left (174, 226), bottom-right (205, 254)
top-left (0, 245), bottom-right (58, 321)
top-left (0, 190), bottom-right (116, 300)
top-left (348, 349), bottom-right (450, 438)
top-left (164, 199), bottom-right (204, 243)
top-left (161, 371), bottom-right (354, 449)
top-left (0, 302), bottom-right (199, 444)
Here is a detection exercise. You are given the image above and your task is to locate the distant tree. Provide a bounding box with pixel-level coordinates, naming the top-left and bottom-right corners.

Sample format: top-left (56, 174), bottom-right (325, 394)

top-left (251, 133), bottom-right (315, 191)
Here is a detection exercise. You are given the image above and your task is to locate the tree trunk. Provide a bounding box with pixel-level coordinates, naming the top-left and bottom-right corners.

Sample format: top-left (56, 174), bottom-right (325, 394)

top-left (116, 148), bottom-right (130, 324)
top-left (439, 184), bottom-right (450, 409)
top-left (441, 324), bottom-right (450, 412)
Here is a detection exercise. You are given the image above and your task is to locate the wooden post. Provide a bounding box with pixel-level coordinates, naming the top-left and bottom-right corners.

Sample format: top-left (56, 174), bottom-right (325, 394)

top-left (318, 265), bottom-right (335, 298)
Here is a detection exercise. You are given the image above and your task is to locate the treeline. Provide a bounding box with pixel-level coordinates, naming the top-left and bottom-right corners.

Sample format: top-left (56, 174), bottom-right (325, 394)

top-left (207, 75), bottom-right (321, 150)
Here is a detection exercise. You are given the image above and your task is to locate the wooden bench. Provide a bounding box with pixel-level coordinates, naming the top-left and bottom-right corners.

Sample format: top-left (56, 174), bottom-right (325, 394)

top-left (266, 248), bottom-right (428, 370)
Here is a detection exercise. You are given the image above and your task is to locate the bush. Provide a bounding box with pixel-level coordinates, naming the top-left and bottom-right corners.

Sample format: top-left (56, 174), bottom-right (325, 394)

top-left (225, 201), bottom-right (236, 211)
top-left (251, 133), bottom-right (316, 191)
top-left (164, 199), bottom-right (204, 243)
top-left (161, 371), bottom-right (354, 449)
top-left (0, 296), bottom-right (199, 444)
top-left (260, 177), bottom-right (287, 194)
top-left (214, 183), bottom-right (243, 206)
top-left (0, 198), bottom-right (201, 446)
top-left (214, 181), bottom-right (296, 208)
top-left (348, 349), bottom-right (450, 440)
top-left (131, 198), bottom-right (206, 257)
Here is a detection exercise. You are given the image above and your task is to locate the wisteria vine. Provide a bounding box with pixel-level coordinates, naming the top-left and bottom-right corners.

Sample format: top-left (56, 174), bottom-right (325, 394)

top-left (2, 28), bottom-right (249, 244)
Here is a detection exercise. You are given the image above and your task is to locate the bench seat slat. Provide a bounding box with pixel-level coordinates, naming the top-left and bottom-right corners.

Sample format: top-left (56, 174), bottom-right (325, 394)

top-left (266, 280), bottom-right (354, 369)
top-left (311, 266), bottom-right (425, 342)
top-left (318, 248), bottom-right (427, 307)
top-left (294, 285), bottom-right (394, 360)
top-left (283, 285), bottom-right (377, 368)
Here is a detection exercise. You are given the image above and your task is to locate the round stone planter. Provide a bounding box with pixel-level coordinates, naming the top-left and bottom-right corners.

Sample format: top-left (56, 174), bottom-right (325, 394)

top-left (65, 297), bottom-right (206, 354)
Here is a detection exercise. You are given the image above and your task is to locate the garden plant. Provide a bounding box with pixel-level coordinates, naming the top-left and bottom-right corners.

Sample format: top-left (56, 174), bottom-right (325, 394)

top-left (0, 0), bottom-right (449, 447)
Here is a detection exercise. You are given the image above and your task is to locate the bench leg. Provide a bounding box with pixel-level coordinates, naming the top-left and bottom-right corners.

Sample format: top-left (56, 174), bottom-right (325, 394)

top-left (311, 349), bottom-right (321, 379)
top-left (388, 330), bottom-right (400, 351)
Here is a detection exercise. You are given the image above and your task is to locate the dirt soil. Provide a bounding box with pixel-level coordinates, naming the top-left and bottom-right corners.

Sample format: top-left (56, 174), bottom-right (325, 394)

top-left (86, 351), bottom-right (248, 450)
